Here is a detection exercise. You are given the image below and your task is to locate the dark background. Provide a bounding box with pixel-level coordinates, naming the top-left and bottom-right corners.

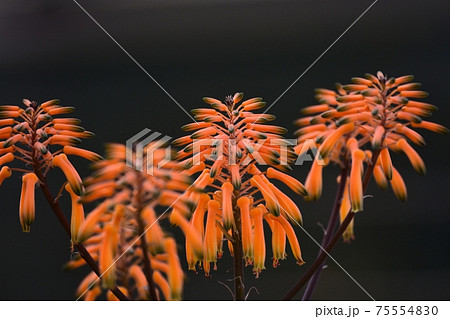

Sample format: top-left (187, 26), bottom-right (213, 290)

top-left (0, 0), bottom-right (448, 300)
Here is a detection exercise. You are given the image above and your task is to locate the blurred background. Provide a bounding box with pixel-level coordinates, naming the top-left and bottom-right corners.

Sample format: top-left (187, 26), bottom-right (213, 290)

top-left (0, 0), bottom-right (449, 300)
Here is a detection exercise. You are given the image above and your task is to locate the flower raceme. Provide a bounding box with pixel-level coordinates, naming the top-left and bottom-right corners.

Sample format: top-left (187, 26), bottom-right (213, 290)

top-left (69, 143), bottom-right (193, 300)
top-left (295, 72), bottom-right (447, 241)
top-left (175, 93), bottom-right (306, 277)
top-left (0, 99), bottom-right (100, 232)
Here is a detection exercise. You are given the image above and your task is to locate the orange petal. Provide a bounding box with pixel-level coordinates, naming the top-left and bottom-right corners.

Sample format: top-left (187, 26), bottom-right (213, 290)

top-left (396, 138), bottom-right (426, 175)
top-left (78, 200), bottom-right (109, 242)
top-left (221, 182), bottom-right (234, 230)
top-left (0, 166), bottom-right (12, 187)
top-left (153, 271), bottom-right (171, 301)
top-left (267, 183), bottom-right (302, 225)
top-left (371, 126), bottom-right (385, 149)
top-left (251, 207), bottom-right (265, 278)
top-left (319, 123), bottom-right (355, 158)
top-left (63, 146), bottom-right (103, 161)
top-left (373, 164), bottom-right (388, 190)
top-left (52, 154), bottom-right (84, 195)
top-left (142, 205), bottom-right (165, 255)
top-left (0, 152), bottom-right (14, 166)
top-left (390, 167), bottom-right (407, 201)
top-left (204, 200), bottom-right (220, 263)
top-left (411, 121), bottom-right (448, 134)
top-left (65, 184), bottom-right (85, 243)
top-left (394, 124), bottom-right (425, 146)
top-left (129, 265), bottom-right (148, 300)
top-left (380, 147), bottom-right (393, 180)
top-left (349, 150), bottom-right (365, 212)
top-left (237, 197), bottom-right (254, 261)
top-left (164, 238), bottom-right (184, 300)
top-left (269, 214), bottom-right (304, 266)
top-left (19, 173), bottom-right (39, 232)
top-left (250, 175), bottom-right (280, 216)
top-left (304, 159), bottom-right (323, 201)
top-left (339, 179), bottom-right (355, 242)
top-left (99, 224), bottom-right (117, 289)
top-left (266, 167), bottom-right (307, 196)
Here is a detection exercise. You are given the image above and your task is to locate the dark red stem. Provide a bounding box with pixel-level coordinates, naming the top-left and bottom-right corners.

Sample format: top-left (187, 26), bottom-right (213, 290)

top-left (283, 150), bottom-right (380, 300)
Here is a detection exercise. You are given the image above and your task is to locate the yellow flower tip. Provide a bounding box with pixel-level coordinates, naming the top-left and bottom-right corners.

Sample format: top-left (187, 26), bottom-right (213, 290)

top-left (221, 182), bottom-right (235, 230)
top-left (52, 154), bottom-right (85, 195)
top-left (19, 173), bottom-right (39, 233)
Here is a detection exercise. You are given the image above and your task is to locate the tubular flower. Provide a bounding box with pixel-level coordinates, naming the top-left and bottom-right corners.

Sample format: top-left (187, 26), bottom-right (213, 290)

top-left (295, 72), bottom-right (447, 241)
top-left (177, 93), bottom-right (306, 277)
top-left (72, 142), bottom-right (192, 300)
top-left (0, 99), bottom-right (100, 231)
top-left (19, 173), bottom-right (39, 232)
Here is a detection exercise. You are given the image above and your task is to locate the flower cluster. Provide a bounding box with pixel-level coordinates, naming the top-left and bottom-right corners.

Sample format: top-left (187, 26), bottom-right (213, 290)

top-left (68, 143), bottom-right (192, 300)
top-left (295, 72), bottom-right (447, 241)
top-left (175, 93), bottom-right (306, 277)
top-left (0, 99), bottom-right (99, 232)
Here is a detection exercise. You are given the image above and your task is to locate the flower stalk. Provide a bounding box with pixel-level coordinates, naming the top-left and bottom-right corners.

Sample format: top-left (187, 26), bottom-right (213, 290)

top-left (283, 150), bottom-right (380, 300)
top-left (301, 166), bottom-right (349, 300)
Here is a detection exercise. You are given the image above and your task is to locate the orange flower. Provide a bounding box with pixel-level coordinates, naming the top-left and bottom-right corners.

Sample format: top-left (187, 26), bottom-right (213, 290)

top-left (251, 207), bottom-right (265, 277)
top-left (19, 173), bottom-right (39, 232)
top-left (295, 71), bottom-right (447, 241)
top-left (165, 238), bottom-right (184, 301)
top-left (237, 197), bottom-right (254, 262)
top-left (73, 142), bottom-right (190, 300)
top-left (204, 200), bottom-right (220, 266)
top-left (53, 154), bottom-right (84, 195)
top-left (177, 93), bottom-right (306, 277)
top-left (65, 183), bottom-right (85, 243)
top-left (99, 224), bottom-right (117, 289)
top-left (0, 99), bottom-right (102, 234)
